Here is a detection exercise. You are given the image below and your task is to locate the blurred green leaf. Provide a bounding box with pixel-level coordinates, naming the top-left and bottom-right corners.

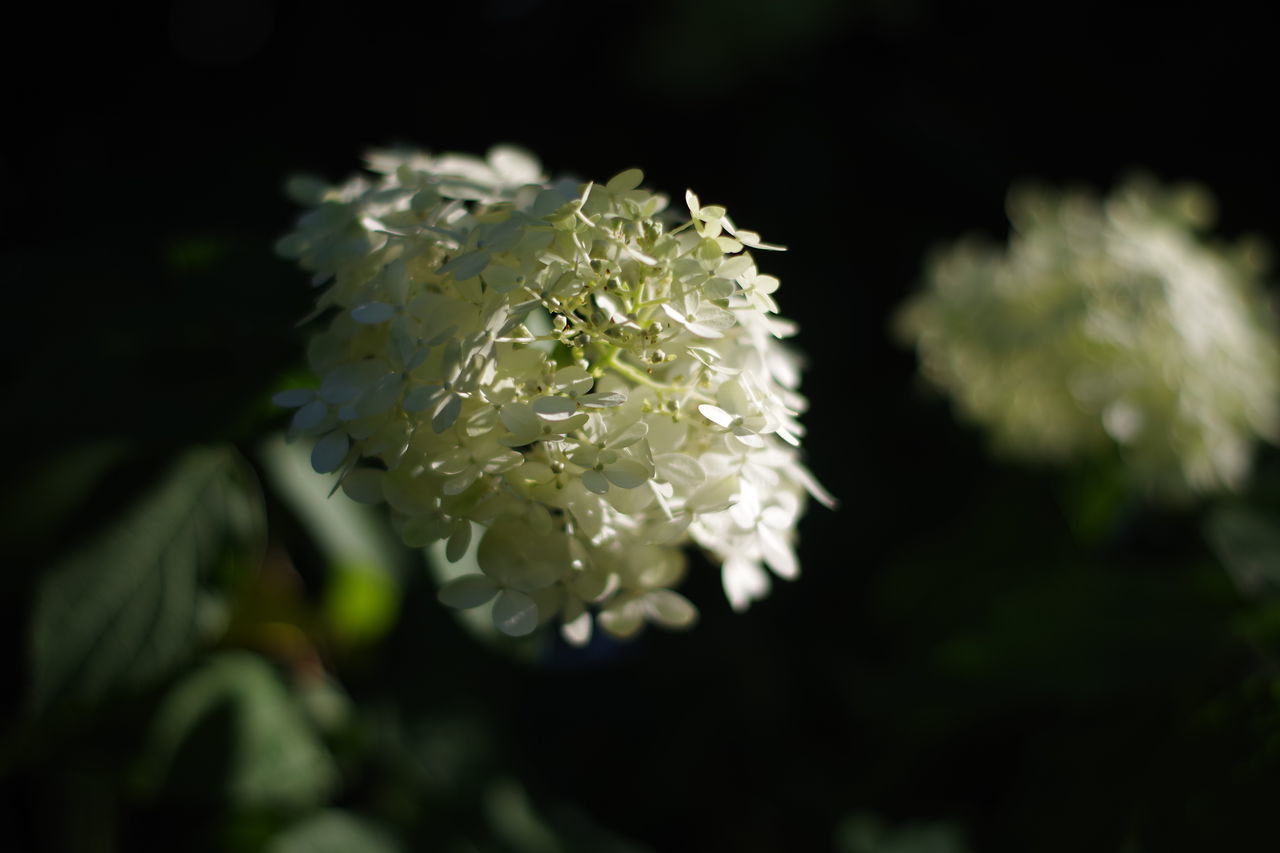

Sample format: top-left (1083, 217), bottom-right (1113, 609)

top-left (1231, 598), bottom-right (1280, 647)
top-left (27, 445), bottom-right (264, 712)
top-left (295, 673), bottom-right (354, 737)
top-left (0, 438), bottom-right (131, 553)
top-left (134, 651), bottom-right (337, 808)
top-left (1205, 504), bottom-right (1280, 595)
top-left (836, 813), bottom-right (970, 853)
top-left (485, 777), bottom-right (564, 853)
top-left (164, 234), bottom-right (231, 273)
top-left (1057, 453), bottom-right (1132, 545)
top-left (324, 561), bottom-right (399, 646)
top-left (268, 810), bottom-right (402, 853)
top-left (259, 434), bottom-right (404, 647)
top-left (373, 705), bottom-right (496, 801)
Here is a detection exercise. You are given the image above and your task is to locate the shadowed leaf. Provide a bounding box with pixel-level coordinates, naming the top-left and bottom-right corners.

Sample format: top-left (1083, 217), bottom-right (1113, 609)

top-left (268, 810), bottom-right (402, 853)
top-left (134, 652), bottom-right (337, 809)
top-left (28, 446), bottom-right (264, 712)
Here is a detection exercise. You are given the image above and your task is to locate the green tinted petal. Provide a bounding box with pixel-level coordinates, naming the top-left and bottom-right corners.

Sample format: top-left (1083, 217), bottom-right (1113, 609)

top-left (599, 597), bottom-right (644, 639)
top-left (341, 469), bottom-right (384, 504)
top-left (605, 459), bottom-right (650, 489)
top-left (582, 469), bottom-right (610, 494)
top-left (644, 589), bottom-right (698, 629)
top-left (698, 404), bottom-right (735, 429)
top-left (311, 432), bottom-right (350, 474)
top-left (492, 589), bottom-right (539, 637)
top-left (532, 395), bottom-right (578, 416)
top-left (561, 610), bottom-right (592, 647)
top-left (606, 168), bottom-right (645, 193)
top-left (437, 574), bottom-right (498, 609)
top-left (352, 302), bottom-right (397, 324)
top-left (273, 388), bottom-right (314, 408)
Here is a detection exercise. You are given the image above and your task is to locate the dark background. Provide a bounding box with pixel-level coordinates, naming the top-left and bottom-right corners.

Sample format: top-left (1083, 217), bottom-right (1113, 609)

top-left (5, 1), bottom-right (1280, 851)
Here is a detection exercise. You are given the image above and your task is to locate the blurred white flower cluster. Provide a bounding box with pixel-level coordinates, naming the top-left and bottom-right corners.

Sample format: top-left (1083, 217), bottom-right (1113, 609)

top-left (277, 146), bottom-right (830, 642)
top-left (898, 176), bottom-right (1280, 497)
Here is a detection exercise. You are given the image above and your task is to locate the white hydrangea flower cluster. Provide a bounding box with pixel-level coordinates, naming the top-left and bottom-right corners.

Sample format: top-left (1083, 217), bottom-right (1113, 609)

top-left (276, 146), bottom-right (831, 642)
top-left (898, 176), bottom-right (1280, 496)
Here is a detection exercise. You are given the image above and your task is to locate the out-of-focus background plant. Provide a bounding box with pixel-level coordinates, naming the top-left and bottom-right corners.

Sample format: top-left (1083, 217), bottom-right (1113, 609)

top-left (898, 177), bottom-right (1280, 499)
top-left (6, 1), bottom-right (1280, 851)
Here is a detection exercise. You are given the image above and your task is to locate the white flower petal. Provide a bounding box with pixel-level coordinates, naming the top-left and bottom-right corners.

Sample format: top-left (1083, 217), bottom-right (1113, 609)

top-left (532, 395), bottom-right (578, 416)
top-left (341, 468), bottom-right (384, 504)
top-left (578, 391), bottom-right (626, 408)
top-left (608, 420), bottom-right (648, 448)
top-left (487, 145), bottom-right (542, 185)
top-left (492, 589), bottom-right (540, 637)
top-left (723, 558), bottom-right (770, 612)
top-left (698, 404), bottom-right (735, 429)
top-left (311, 432), bottom-right (350, 474)
top-left (694, 304), bottom-right (736, 331)
top-left (582, 469), bottom-right (610, 494)
top-left (499, 403), bottom-right (540, 440)
top-left (438, 574), bottom-right (498, 609)
top-left (561, 610), bottom-right (593, 647)
top-left (431, 395), bottom-right (463, 433)
top-left (401, 386), bottom-right (438, 413)
top-left (606, 168), bottom-right (644, 193)
top-left (654, 453), bottom-right (706, 489)
top-left (717, 255), bottom-right (754, 280)
top-left (291, 400), bottom-right (329, 432)
top-left (352, 302), bottom-right (397, 324)
top-left (553, 365), bottom-right (594, 396)
top-left (599, 597), bottom-right (645, 639)
top-left (683, 321), bottom-right (724, 339)
top-left (759, 525), bottom-right (799, 580)
top-left (644, 589), bottom-right (699, 629)
top-left (689, 475), bottom-right (739, 512)
top-left (446, 520), bottom-right (473, 562)
top-left (660, 302), bottom-right (689, 325)
top-left (754, 274), bottom-right (781, 294)
top-left (438, 250), bottom-right (491, 281)
top-left (319, 374), bottom-right (360, 405)
top-left (273, 388), bottom-right (314, 408)
top-left (481, 264), bottom-right (524, 293)
top-left (443, 467), bottom-right (481, 496)
top-left (604, 459), bottom-right (651, 489)
top-left (685, 189), bottom-right (701, 217)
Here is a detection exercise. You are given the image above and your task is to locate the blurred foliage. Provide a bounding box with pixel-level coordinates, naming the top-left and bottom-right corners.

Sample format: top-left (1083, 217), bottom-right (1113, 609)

top-left (133, 652), bottom-right (338, 809)
top-left (258, 435), bottom-right (404, 649)
top-left (836, 814), bottom-right (970, 853)
top-left (267, 810), bottom-right (402, 853)
top-left (28, 446), bottom-right (263, 713)
top-left (898, 177), bottom-right (1280, 499)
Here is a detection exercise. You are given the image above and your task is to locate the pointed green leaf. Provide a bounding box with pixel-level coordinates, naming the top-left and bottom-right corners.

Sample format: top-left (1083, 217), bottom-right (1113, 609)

top-left (28, 446), bottom-right (264, 712)
top-left (134, 652), bottom-right (337, 809)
